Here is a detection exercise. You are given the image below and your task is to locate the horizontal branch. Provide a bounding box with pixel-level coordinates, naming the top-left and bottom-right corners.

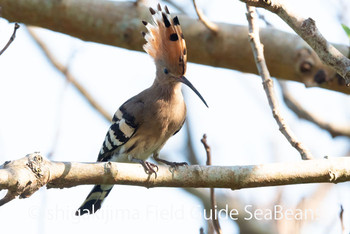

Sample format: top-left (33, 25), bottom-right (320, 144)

top-left (0, 0), bottom-right (349, 94)
top-left (1, 153), bottom-right (350, 205)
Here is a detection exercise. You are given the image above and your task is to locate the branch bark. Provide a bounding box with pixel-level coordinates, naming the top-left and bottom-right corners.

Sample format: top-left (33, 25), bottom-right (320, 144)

top-left (246, 5), bottom-right (313, 160)
top-left (0, 0), bottom-right (349, 94)
top-left (241, 0), bottom-right (350, 85)
top-left (1, 153), bottom-right (350, 206)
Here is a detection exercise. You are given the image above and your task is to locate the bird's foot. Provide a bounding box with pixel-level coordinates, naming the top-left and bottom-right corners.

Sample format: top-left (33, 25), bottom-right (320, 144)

top-left (154, 157), bottom-right (188, 168)
top-left (142, 161), bottom-right (159, 176)
top-left (132, 158), bottom-right (159, 177)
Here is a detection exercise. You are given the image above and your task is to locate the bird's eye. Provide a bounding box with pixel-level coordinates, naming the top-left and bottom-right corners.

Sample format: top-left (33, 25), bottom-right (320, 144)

top-left (163, 68), bottom-right (169, 74)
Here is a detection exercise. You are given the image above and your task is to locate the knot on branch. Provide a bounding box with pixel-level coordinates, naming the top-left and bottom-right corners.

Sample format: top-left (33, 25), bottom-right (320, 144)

top-left (328, 170), bottom-right (338, 182)
top-left (26, 153), bottom-right (44, 178)
top-left (0, 152), bottom-right (51, 206)
top-left (301, 18), bottom-right (316, 38)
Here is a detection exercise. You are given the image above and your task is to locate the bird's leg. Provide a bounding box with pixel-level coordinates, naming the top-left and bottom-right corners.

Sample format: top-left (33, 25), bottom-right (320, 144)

top-left (131, 157), bottom-right (158, 176)
top-left (153, 153), bottom-right (188, 168)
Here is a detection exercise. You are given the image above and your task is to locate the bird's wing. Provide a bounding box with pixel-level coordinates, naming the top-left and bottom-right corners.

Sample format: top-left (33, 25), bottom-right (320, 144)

top-left (97, 102), bottom-right (140, 162)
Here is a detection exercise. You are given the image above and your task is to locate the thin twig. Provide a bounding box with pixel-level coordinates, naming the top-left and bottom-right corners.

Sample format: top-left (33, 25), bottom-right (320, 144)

top-left (256, 9), bottom-right (273, 27)
top-left (26, 27), bottom-right (112, 123)
top-left (246, 5), bottom-right (313, 160)
top-left (0, 23), bottom-right (20, 56)
top-left (201, 134), bottom-right (212, 165)
top-left (340, 205), bottom-right (346, 234)
top-left (201, 134), bottom-right (222, 234)
top-left (279, 81), bottom-right (350, 138)
top-left (192, 0), bottom-right (218, 34)
top-left (254, 9), bottom-right (349, 138)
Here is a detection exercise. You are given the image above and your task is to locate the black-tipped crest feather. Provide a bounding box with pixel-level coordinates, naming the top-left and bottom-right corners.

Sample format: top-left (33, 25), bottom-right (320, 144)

top-left (165, 6), bottom-right (170, 14)
top-left (142, 4), bottom-right (187, 76)
top-left (149, 7), bottom-right (156, 15)
top-left (173, 16), bottom-right (180, 25)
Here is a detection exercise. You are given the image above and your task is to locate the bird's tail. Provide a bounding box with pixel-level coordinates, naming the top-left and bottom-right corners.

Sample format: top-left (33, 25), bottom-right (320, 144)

top-left (75, 185), bottom-right (113, 216)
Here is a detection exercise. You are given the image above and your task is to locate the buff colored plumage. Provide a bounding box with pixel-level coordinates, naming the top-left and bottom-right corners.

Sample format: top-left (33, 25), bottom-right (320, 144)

top-left (76, 4), bottom-right (207, 216)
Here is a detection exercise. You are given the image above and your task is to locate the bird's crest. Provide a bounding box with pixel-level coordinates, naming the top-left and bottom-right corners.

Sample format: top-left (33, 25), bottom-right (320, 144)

top-left (142, 4), bottom-right (187, 76)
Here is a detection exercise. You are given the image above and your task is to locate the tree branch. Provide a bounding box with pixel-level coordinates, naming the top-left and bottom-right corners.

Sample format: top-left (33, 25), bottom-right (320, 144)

top-left (201, 135), bottom-right (222, 234)
top-left (340, 205), bottom-right (345, 234)
top-left (27, 26), bottom-right (112, 123)
top-left (0, 0), bottom-right (349, 94)
top-left (0, 22), bottom-right (19, 56)
top-left (184, 188), bottom-right (275, 234)
top-left (192, 0), bottom-right (218, 34)
top-left (246, 5), bottom-right (313, 160)
top-left (241, 0), bottom-right (350, 85)
top-left (280, 82), bottom-right (350, 138)
top-left (1, 152), bottom-right (350, 206)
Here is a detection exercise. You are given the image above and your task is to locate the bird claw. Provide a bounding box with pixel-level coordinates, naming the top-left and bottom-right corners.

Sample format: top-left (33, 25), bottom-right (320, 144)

top-left (154, 157), bottom-right (188, 168)
top-left (168, 161), bottom-right (188, 168)
top-left (131, 157), bottom-right (158, 177)
top-left (140, 160), bottom-right (159, 177)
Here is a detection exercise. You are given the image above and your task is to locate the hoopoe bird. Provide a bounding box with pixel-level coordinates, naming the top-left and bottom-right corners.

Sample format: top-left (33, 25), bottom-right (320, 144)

top-left (75, 4), bottom-right (208, 216)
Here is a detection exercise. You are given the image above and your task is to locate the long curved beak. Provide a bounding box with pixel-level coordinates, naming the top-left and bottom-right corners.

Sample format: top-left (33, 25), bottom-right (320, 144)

top-left (180, 76), bottom-right (208, 108)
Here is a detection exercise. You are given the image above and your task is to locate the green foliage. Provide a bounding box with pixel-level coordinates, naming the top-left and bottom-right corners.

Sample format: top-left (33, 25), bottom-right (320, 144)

top-left (341, 24), bottom-right (350, 40)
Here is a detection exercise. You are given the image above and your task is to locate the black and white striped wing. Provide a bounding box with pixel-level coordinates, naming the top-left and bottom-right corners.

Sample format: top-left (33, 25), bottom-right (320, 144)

top-left (97, 106), bottom-right (138, 162)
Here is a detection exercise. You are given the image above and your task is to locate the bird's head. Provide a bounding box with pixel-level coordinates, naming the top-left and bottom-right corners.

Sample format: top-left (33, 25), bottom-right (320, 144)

top-left (142, 4), bottom-right (208, 107)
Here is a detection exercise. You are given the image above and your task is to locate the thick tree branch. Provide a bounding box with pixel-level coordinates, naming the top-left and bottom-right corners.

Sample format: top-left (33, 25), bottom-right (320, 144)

top-left (241, 0), bottom-right (350, 85)
top-left (0, 0), bottom-right (349, 94)
top-left (246, 5), bottom-right (313, 160)
top-left (1, 153), bottom-right (350, 206)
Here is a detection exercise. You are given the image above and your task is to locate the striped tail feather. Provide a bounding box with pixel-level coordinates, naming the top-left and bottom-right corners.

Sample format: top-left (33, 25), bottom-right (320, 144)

top-left (75, 185), bottom-right (113, 216)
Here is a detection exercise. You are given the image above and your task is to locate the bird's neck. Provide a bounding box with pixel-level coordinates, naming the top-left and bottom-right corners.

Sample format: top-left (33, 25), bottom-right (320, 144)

top-left (151, 77), bottom-right (183, 102)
